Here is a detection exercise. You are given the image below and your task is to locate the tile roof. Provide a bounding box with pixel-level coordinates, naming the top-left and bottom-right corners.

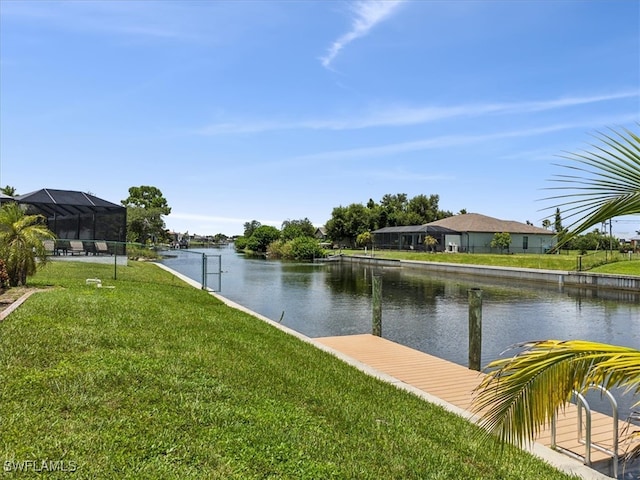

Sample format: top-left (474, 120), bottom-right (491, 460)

top-left (373, 225), bottom-right (457, 234)
top-left (428, 213), bottom-right (554, 234)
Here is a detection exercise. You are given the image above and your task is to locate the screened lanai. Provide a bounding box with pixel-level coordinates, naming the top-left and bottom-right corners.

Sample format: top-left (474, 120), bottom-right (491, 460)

top-left (14, 189), bottom-right (126, 243)
top-left (372, 225), bottom-right (458, 252)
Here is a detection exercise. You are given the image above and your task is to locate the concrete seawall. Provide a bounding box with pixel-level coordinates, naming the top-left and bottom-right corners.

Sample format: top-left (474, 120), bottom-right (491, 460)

top-left (343, 255), bottom-right (640, 292)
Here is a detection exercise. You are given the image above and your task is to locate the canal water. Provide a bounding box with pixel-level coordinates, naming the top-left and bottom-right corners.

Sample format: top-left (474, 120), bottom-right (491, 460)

top-left (160, 245), bottom-right (640, 420)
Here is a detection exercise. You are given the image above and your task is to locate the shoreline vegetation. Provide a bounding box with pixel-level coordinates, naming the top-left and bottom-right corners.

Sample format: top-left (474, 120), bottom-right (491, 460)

top-left (0, 261), bottom-right (580, 479)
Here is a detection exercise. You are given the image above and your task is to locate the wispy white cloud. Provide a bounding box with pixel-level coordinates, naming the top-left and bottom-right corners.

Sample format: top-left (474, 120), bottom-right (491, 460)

top-left (320, 0), bottom-right (405, 69)
top-left (289, 114), bottom-right (640, 164)
top-left (194, 90), bottom-right (639, 135)
top-left (495, 91), bottom-right (639, 114)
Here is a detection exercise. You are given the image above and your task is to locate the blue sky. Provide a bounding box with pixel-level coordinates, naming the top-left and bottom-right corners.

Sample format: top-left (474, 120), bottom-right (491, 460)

top-left (1, 0), bottom-right (638, 237)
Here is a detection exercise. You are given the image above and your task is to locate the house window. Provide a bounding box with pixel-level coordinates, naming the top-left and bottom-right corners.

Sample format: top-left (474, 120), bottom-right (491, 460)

top-left (523, 236), bottom-right (528, 250)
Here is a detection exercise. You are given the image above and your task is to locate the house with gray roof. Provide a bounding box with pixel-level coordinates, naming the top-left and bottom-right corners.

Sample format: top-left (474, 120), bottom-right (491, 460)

top-left (372, 213), bottom-right (556, 254)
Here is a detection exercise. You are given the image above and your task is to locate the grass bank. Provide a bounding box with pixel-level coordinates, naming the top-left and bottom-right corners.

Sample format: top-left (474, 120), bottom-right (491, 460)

top-left (1, 261), bottom-right (577, 479)
top-left (342, 249), bottom-right (640, 276)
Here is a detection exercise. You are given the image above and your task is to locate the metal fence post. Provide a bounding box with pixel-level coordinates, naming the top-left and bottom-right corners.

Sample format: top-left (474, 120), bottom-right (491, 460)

top-left (202, 252), bottom-right (207, 290)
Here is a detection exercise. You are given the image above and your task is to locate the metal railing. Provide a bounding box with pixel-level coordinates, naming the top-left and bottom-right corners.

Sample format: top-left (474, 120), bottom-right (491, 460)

top-left (158, 248), bottom-right (222, 292)
top-left (551, 385), bottom-right (619, 478)
top-left (202, 252), bottom-right (222, 292)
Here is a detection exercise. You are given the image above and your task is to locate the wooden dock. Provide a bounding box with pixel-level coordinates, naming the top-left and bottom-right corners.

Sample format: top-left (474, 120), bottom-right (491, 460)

top-left (315, 334), bottom-right (637, 478)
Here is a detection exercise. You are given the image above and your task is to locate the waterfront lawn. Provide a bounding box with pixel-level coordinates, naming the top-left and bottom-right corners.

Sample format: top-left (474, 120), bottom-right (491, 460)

top-left (348, 250), bottom-right (580, 269)
top-left (590, 259), bottom-right (640, 275)
top-left (347, 249), bottom-right (640, 275)
top-left (1, 261), bottom-right (578, 479)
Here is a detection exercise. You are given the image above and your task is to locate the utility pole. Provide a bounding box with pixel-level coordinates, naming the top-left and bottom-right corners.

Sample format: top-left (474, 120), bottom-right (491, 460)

top-left (609, 218), bottom-right (613, 254)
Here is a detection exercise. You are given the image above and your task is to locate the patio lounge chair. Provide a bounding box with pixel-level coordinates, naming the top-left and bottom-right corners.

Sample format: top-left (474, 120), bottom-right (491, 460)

top-left (94, 241), bottom-right (110, 255)
top-left (69, 241), bottom-right (85, 255)
top-left (43, 240), bottom-right (55, 255)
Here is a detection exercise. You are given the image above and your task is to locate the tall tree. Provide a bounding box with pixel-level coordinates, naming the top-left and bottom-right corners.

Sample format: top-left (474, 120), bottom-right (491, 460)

top-left (325, 204), bottom-right (373, 246)
top-left (326, 193), bottom-right (454, 243)
top-left (246, 225), bottom-right (280, 252)
top-left (281, 218), bottom-right (315, 241)
top-left (0, 186), bottom-right (17, 196)
top-left (121, 186), bottom-right (171, 244)
top-left (243, 220), bottom-right (261, 237)
top-left (473, 125), bottom-right (640, 460)
top-left (554, 208), bottom-right (563, 234)
top-left (379, 193), bottom-right (408, 226)
top-left (325, 206), bottom-right (349, 244)
top-left (0, 203), bottom-right (55, 286)
top-left (407, 194), bottom-right (440, 224)
top-left (380, 193), bottom-right (408, 210)
top-left (122, 186), bottom-right (171, 212)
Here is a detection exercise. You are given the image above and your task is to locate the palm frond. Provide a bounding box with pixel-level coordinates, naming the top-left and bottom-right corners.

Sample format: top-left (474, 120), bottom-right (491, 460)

top-left (472, 340), bottom-right (640, 448)
top-left (542, 124), bottom-right (640, 242)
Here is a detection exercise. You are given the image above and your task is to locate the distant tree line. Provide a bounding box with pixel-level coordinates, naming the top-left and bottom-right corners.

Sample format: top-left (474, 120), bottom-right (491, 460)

top-left (546, 208), bottom-right (621, 254)
top-left (235, 218), bottom-right (324, 260)
top-left (562, 229), bottom-right (620, 254)
top-left (233, 192), bottom-right (457, 258)
top-left (325, 193), bottom-right (456, 247)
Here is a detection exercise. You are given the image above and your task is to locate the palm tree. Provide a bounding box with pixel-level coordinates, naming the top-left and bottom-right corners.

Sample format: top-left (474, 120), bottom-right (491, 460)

top-left (473, 341), bottom-right (640, 455)
top-left (0, 202), bottom-right (56, 286)
top-left (424, 234), bottom-right (438, 252)
top-left (472, 125), bottom-right (640, 460)
top-left (545, 124), bottom-right (640, 243)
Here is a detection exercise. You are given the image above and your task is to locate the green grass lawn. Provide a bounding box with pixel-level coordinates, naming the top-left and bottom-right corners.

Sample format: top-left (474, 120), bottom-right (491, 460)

top-left (589, 260), bottom-right (640, 275)
top-left (342, 249), bottom-right (640, 276)
top-left (0, 261), bottom-right (578, 479)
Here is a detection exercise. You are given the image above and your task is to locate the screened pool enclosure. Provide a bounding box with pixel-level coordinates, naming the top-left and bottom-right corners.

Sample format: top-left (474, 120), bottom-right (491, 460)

top-left (372, 225), bottom-right (458, 252)
top-left (11, 189), bottom-right (126, 244)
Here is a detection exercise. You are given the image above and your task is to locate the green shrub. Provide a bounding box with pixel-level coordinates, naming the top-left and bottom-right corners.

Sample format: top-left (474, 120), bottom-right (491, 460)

top-left (266, 238), bottom-right (325, 260)
top-left (126, 244), bottom-right (159, 260)
top-left (288, 237), bottom-right (325, 260)
top-left (266, 239), bottom-right (290, 259)
top-left (246, 225), bottom-right (281, 252)
top-left (234, 236), bottom-right (248, 251)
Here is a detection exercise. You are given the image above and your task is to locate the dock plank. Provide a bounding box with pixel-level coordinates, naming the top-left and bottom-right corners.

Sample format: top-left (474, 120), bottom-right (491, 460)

top-left (315, 334), bottom-right (637, 472)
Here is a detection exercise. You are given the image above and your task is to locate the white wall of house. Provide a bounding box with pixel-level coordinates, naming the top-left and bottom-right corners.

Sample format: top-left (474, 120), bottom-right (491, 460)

top-left (463, 232), bottom-right (555, 254)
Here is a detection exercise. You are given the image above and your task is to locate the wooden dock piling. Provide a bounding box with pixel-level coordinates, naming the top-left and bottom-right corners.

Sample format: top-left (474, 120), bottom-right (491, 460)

top-left (372, 274), bottom-right (382, 336)
top-left (468, 288), bottom-right (482, 371)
